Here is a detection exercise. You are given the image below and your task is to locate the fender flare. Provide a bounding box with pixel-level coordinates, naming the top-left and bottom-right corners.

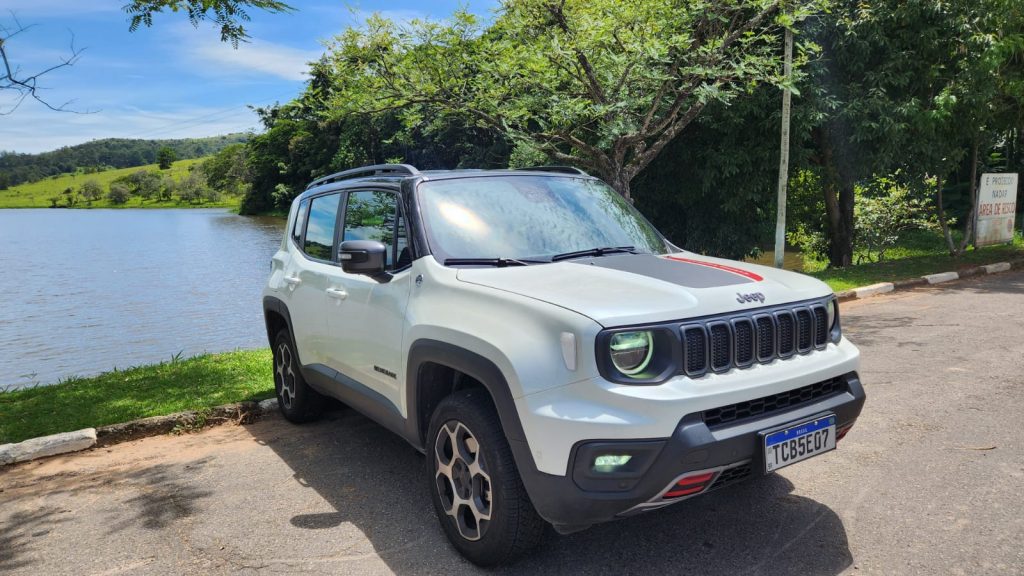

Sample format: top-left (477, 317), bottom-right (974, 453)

top-left (262, 296), bottom-right (301, 365)
top-left (405, 339), bottom-right (534, 464)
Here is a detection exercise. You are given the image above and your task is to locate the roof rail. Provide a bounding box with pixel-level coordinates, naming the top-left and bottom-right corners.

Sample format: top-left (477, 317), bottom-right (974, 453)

top-left (515, 165), bottom-right (590, 176)
top-left (306, 164), bottom-right (421, 190)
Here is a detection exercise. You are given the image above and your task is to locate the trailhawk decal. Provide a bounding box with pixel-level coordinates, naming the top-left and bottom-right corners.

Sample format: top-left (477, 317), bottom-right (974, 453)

top-left (569, 253), bottom-right (760, 289)
top-left (664, 255), bottom-right (765, 282)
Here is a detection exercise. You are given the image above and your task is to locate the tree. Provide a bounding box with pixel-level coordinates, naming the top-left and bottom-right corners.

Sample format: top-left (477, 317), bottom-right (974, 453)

top-left (201, 143), bottom-right (249, 195)
top-left (124, 0), bottom-right (294, 46)
top-left (1, 15), bottom-right (85, 114)
top-left (157, 147), bottom-right (177, 170)
top-left (108, 182), bottom-right (131, 204)
top-left (79, 179), bottom-right (103, 203)
top-left (176, 171), bottom-right (209, 203)
top-left (322, 0), bottom-right (817, 200)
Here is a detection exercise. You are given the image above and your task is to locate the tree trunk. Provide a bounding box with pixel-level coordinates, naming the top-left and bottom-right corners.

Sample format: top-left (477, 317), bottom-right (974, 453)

top-left (819, 131), bottom-right (855, 268)
top-left (607, 169), bottom-right (633, 202)
top-left (934, 175), bottom-right (958, 255)
top-left (957, 136), bottom-right (981, 255)
top-left (774, 26), bottom-right (794, 269)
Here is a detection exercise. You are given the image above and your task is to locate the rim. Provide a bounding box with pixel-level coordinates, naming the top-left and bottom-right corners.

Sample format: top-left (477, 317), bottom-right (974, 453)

top-left (274, 341), bottom-right (297, 410)
top-left (434, 420), bottom-right (492, 541)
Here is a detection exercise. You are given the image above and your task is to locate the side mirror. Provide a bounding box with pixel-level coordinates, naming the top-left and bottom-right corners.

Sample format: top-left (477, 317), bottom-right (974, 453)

top-left (339, 240), bottom-right (387, 276)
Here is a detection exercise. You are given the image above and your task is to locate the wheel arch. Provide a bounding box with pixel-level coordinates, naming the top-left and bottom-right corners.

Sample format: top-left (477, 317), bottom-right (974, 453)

top-left (405, 339), bottom-right (533, 466)
top-left (263, 296), bottom-right (301, 365)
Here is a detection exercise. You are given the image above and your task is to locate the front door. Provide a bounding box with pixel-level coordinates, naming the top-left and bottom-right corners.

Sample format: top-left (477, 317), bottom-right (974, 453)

top-left (323, 189), bottom-right (413, 413)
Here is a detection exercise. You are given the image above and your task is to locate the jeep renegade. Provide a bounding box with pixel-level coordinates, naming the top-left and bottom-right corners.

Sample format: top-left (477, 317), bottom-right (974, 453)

top-left (262, 164), bottom-right (866, 566)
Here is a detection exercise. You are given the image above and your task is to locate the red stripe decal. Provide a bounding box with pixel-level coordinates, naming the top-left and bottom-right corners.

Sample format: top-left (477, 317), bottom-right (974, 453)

top-left (664, 256), bottom-right (764, 282)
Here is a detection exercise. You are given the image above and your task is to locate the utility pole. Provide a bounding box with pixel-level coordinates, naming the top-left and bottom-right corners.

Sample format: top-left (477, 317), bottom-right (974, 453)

top-left (774, 25), bottom-right (793, 269)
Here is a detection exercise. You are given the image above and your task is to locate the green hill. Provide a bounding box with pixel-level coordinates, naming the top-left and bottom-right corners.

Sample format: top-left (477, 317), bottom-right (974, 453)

top-left (0, 133), bottom-right (249, 188)
top-left (0, 159), bottom-right (240, 209)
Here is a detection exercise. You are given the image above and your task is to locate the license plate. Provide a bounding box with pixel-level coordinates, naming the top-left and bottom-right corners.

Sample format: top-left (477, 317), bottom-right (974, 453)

top-left (763, 414), bottom-right (836, 473)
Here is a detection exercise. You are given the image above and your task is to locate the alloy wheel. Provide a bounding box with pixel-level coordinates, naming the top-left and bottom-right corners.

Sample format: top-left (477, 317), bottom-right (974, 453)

top-left (274, 341), bottom-right (297, 410)
top-left (434, 420), bottom-right (493, 541)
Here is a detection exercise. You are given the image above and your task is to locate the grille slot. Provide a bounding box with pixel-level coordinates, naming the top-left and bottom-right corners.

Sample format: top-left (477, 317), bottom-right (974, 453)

top-left (683, 326), bottom-right (707, 375)
top-left (755, 314), bottom-right (775, 361)
top-left (796, 308), bottom-right (814, 352)
top-left (733, 318), bottom-right (754, 367)
top-left (812, 305), bottom-right (829, 347)
top-left (701, 377), bottom-right (846, 428)
top-left (776, 311), bottom-right (796, 357)
top-left (709, 323), bottom-right (732, 372)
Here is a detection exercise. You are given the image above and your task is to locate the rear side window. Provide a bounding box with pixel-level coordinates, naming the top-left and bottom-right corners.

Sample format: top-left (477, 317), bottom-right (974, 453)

top-left (292, 199), bottom-right (309, 245)
top-left (303, 194), bottom-right (340, 261)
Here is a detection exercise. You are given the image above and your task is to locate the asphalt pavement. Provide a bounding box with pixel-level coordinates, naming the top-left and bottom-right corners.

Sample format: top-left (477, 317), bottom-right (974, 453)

top-left (2, 271), bottom-right (1023, 575)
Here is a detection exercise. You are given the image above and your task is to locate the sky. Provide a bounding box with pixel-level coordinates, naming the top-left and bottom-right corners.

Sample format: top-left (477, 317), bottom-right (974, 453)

top-left (0, 0), bottom-right (498, 154)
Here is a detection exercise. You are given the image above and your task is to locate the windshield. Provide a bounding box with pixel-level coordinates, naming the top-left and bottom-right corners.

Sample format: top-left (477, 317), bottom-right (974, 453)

top-left (417, 175), bottom-right (668, 263)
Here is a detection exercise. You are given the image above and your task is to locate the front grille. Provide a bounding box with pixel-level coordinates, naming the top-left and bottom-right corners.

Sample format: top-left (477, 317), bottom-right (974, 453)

top-left (701, 377), bottom-right (846, 428)
top-left (680, 300), bottom-right (830, 376)
top-left (708, 463), bottom-right (752, 491)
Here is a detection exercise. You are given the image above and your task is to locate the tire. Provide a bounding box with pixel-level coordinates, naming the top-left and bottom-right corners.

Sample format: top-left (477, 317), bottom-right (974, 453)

top-left (272, 329), bottom-right (324, 423)
top-left (426, 389), bottom-right (546, 566)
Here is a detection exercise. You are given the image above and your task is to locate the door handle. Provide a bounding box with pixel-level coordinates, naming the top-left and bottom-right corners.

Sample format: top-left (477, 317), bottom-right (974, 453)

top-left (326, 287), bottom-right (348, 300)
top-left (283, 276), bottom-right (301, 286)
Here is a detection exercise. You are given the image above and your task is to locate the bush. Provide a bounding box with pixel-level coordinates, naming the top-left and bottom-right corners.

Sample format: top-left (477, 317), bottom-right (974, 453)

top-left (79, 179), bottom-right (103, 203)
top-left (107, 182), bottom-right (131, 204)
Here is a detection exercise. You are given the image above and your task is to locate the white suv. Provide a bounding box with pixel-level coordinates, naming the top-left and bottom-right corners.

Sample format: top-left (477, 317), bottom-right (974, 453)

top-left (262, 164), bottom-right (865, 566)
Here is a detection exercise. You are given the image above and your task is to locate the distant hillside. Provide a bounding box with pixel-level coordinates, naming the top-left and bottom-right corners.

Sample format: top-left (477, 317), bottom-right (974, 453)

top-left (0, 134), bottom-right (249, 188)
top-left (0, 158), bottom-right (240, 210)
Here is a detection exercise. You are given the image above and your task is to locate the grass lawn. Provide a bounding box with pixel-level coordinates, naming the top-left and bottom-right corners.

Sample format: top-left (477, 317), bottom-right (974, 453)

top-left (0, 159), bottom-right (241, 210)
top-left (805, 230), bottom-right (1024, 292)
top-left (0, 349), bottom-right (274, 444)
top-left (749, 230), bottom-right (1024, 292)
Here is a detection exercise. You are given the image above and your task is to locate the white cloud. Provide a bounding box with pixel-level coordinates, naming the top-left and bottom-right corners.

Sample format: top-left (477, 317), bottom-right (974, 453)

top-left (184, 32), bottom-right (322, 81)
top-left (1, 99), bottom-right (266, 153)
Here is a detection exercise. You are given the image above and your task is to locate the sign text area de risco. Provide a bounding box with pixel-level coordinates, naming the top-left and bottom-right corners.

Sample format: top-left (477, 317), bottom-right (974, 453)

top-left (976, 173), bottom-right (1018, 247)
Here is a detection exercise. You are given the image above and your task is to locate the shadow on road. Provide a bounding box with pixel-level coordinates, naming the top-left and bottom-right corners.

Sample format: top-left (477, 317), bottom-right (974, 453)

top-left (248, 408), bottom-right (853, 575)
top-left (0, 459), bottom-right (215, 572)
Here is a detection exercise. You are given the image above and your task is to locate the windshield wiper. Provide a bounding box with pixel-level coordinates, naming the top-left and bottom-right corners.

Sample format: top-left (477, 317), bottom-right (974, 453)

top-left (444, 257), bottom-right (544, 267)
top-left (549, 246), bottom-right (636, 262)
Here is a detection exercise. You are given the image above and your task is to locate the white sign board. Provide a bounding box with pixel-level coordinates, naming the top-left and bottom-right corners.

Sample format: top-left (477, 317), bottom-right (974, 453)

top-left (976, 173), bottom-right (1018, 247)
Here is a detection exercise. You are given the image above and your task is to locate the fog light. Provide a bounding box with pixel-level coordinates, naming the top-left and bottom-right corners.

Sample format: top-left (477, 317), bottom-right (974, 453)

top-left (593, 454), bottom-right (632, 473)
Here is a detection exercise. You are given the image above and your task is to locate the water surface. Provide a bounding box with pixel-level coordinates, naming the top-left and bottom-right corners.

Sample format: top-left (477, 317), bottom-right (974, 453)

top-left (0, 209), bottom-right (284, 389)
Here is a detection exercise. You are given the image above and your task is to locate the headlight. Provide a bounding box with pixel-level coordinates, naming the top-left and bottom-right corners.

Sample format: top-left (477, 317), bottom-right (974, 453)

top-left (609, 331), bottom-right (653, 376)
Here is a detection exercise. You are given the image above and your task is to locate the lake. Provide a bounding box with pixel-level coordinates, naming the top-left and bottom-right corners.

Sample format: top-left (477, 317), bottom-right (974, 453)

top-left (0, 209), bottom-right (285, 390)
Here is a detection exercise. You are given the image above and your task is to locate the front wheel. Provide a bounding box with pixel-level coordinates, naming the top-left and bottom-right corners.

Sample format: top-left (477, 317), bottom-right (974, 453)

top-left (426, 389), bottom-right (546, 566)
top-left (272, 330), bottom-right (324, 423)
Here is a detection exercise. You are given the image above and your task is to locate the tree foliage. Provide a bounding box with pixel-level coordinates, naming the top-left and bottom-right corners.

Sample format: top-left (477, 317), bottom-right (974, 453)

top-left (320, 0), bottom-right (817, 199)
top-left (123, 0), bottom-right (294, 46)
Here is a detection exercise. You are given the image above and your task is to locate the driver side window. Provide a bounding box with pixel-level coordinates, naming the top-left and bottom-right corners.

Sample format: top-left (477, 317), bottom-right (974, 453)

top-left (342, 191), bottom-right (409, 271)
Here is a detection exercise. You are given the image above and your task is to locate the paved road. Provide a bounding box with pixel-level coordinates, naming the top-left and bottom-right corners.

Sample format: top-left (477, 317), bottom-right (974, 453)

top-left (3, 272), bottom-right (1023, 575)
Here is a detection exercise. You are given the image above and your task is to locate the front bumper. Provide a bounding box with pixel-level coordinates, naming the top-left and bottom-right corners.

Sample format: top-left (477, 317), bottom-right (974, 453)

top-left (514, 371), bottom-right (865, 529)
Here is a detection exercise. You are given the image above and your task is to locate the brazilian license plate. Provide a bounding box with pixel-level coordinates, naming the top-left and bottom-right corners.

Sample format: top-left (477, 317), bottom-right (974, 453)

top-left (762, 414), bottom-right (836, 473)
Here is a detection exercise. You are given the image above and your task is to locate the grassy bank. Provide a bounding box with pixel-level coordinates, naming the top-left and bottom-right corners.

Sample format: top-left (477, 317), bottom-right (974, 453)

top-left (0, 349), bottom-right (274, 444)
top-left (750, 230), bottom-right (1024, 292)
top-left (0, 159), bottom-right (241, 210)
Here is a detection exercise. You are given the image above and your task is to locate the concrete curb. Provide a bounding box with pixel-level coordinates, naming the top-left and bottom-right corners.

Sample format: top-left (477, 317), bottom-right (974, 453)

top-left (1, 398), bottom-right (279, 466)
top-left (0, 428), bottom-right (97, 465)
top-left (839, 258), bottom-right (1023, 303)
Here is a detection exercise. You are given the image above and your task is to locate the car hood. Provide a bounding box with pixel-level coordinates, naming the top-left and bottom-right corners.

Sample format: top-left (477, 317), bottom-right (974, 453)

top-left (455, 252), bottom-right (832, 327)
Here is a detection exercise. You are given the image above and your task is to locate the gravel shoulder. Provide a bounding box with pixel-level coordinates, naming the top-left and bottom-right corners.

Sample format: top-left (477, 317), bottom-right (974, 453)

top-left (2, 272), bottom-right (1022, 575)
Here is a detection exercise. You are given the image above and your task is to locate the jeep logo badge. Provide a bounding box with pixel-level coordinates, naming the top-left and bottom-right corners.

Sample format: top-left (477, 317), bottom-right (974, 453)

top-left (736, 292), bottom-right (766, 304)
